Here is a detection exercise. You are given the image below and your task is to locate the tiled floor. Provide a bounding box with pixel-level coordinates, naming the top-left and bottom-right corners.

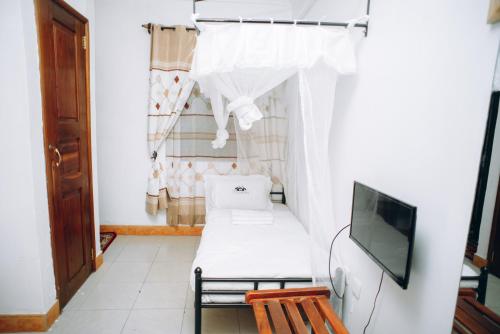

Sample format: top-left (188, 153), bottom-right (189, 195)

top-left (464, 258), bottom-right (500, 315)
top-left (485, 273), bottom-right (500, 315)
top-left (35, 236), bottom-right (258, 334)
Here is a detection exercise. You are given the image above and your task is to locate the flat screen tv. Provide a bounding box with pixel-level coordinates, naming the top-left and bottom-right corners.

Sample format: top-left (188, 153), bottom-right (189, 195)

top-left (349, 182), bottom-right (417, 289)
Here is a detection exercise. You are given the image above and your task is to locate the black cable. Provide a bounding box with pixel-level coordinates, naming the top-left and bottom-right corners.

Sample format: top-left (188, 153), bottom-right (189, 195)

top-left (328, 224), bottom-right (351, 299)
top-left (363, 271), bottom-right (384, 334)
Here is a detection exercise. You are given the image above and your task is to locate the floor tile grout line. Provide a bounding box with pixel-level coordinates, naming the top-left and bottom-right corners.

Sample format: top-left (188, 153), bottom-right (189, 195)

top-left (119, 240), bottom-right (158, 334)
top-left (128, 241), bottom-right (159, 310)
top-left (106, 236), bottom-right (128, 264)
top-left (65, 248), bottom-right (115, 313)
top-left (56, 236), bottom-right (202, 334)
top-left (119, 309), bottom-right (134, 334)
top-left (179, 284), bottom-right (191, 334)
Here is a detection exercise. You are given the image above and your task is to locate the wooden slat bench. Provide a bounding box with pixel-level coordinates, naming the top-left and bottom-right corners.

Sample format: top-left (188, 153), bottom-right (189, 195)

top-left (245, 287), bottom-right (349, 334)
top-left (453, 291), bottom-right (500, 334)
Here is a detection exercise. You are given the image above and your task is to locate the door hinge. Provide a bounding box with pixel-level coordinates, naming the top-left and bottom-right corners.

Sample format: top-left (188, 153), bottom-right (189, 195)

top-left (82, 35), bottom-right (87, 50)
top-left (91, 247), bottom-right (95, 260)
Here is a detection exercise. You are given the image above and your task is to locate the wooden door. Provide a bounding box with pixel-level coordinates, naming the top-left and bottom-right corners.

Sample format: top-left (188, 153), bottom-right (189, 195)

top-left (488, 177), bottom-right (500, 277)
top-left (36, 0), bottom-right (95, 307)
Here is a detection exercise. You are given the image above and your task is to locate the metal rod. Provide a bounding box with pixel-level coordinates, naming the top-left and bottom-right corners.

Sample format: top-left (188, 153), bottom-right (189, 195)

top-left (194, 17), bottom-right (368, 29)
top-left (202, 303), bottom-right (251, 308)
top-left (365, 0), bottom-right (371, 36)
top-left (141, 23), bottom-right (197, 34)
top-left (194, 267), bottom-right (202, 334)
top-left (201, 277), bottom-right (312, 282)
top-left (202, 290), bottom-right (249, 295)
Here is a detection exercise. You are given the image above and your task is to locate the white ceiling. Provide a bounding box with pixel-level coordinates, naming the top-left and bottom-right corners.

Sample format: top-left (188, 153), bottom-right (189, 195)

top-left (194, 0), bottom-right (317, 18)
top-left (288, 0), bottom-right (317, 18)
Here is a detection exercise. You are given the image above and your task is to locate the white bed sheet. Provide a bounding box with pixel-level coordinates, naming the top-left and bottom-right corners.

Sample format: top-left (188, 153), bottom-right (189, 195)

top-left (190, 204), bottom-right (312, 303)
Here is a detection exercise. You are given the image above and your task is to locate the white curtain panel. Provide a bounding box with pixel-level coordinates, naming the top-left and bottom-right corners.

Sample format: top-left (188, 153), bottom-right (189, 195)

top-left (299, 63), bottom-right (348, 311)
top-left (190, 23), bottom-right (356, 148)
top-left (285, 76), bottom-right (310, 231)
top-left (234, 83), bottom-right (288, 186)
top-left (190, 22), bottom-right (359, 306)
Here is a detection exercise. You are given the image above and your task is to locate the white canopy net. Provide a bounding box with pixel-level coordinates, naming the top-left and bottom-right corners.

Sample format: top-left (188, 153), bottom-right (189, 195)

top-left (190, 20), bottom-right (359, 310)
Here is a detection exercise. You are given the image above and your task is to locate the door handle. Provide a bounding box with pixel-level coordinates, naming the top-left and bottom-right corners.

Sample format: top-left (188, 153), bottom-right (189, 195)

top-left (49, 144), bottom-right (62, 167)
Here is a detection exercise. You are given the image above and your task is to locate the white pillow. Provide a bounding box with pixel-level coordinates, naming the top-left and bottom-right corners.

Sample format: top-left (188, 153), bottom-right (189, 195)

top-left (204, 175), bottom-right (273, 212)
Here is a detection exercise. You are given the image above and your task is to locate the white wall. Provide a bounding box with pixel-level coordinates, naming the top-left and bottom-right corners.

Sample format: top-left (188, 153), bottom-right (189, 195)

top-left (95, 0), bottom-right (292, 226)
top-left (0, 0), bottom-right (100, 314)
top-left (301, 1), bottom-right (499, 333)
top-left (0, 0), bottom-right (55, 314)
top-left (477, 100), bottom-right (500, 259)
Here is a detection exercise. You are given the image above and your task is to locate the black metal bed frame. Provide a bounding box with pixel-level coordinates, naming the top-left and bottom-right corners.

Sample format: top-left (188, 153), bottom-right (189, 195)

top-left (194, 267), bottom-right (312, 334)
top-left (461, 266), bottom-right (489, 304)
top-left (192, 188), bottom-right (311, 334)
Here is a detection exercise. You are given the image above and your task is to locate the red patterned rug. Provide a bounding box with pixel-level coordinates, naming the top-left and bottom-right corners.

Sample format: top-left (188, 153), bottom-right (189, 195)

top-left (100, 232), bottom-right (116, 252)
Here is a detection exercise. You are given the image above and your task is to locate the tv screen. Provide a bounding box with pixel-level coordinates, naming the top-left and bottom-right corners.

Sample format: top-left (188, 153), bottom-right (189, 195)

top-left (349, 182), bottom-right (417, 289)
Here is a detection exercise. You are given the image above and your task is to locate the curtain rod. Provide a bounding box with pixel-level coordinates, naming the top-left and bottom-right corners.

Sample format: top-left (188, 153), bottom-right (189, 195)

top-left (192, 0), bottom-right (370, 36)
top-left (142, 20), bottom-right (367, 36)
top-left (194, 18), bottom-right (368, 29)
top-left (142, 23), bottom-right (197, 34)
top-left (144, 0), bottom-right (370, 35)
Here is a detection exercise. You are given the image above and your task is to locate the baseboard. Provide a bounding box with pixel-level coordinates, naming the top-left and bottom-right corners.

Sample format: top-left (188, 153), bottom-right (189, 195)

top-left (473, 254), bottom-right (488, 268)
top-left (100, 224), bottom-right (203, 236)
top-left (0, 300), bottom-right (59, 333)
top-left (94, 252), bottom-right (104, 270)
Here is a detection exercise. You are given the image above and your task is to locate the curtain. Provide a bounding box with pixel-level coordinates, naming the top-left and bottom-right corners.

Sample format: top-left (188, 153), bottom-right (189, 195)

top-left (298, 62), bottom-right (347, 312)
top-left (234, 83), bottom-right (288, 187)
top-left (165, 84), bottom-right (239, 225)
top-left (191, 23), bottom-right (356, 148)
top-left (198, 69), bottom-right (294, 148)
top-left (190, 23), bottom-right (360, 311)
top-left (146, 25), bottom-right (197, 215)
top-left (285, 75), bottom-right (310, 231)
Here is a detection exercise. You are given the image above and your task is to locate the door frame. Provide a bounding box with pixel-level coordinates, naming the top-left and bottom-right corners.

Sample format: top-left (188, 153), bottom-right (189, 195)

top-left (467, 91), bottom-right (500, 259)
top-left (34, 0), bottom-right (97, 301)
top-left (487, 177), bottom-right (500, 266)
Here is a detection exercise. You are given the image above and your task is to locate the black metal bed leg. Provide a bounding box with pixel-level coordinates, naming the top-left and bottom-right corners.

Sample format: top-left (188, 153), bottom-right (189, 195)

top-left (477, 266), bottom-right (488, 304)
top-left (195, 267), bottom-right (202, 334)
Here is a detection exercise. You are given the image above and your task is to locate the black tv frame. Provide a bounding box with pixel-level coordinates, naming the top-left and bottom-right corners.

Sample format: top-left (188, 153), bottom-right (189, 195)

top-left (349, 181), bottom-right (417, 289)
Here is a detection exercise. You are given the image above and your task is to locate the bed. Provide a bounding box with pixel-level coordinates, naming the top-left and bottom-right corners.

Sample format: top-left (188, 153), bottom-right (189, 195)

top-left (460, 262), bottom-right (488, 304)
top-left (189, 190), bottom-right (312, 334)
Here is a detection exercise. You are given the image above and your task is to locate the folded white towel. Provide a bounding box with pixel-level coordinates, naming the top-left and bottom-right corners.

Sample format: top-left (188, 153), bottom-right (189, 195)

top-left (231, 209), bottom-right (274, 224)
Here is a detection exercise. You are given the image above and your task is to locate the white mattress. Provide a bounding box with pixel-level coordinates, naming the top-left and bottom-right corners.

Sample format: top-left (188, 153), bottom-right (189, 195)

top-left (190, 204), bottom-right (312, 303)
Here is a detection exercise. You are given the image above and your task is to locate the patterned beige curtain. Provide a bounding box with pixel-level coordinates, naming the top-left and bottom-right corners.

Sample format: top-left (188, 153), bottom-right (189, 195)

top-left (146, 25), bottom-right (197, 215)
top-left (234, 83), bottom-right (288, 187)
top-left (165, 84), bottom-right (239, 225)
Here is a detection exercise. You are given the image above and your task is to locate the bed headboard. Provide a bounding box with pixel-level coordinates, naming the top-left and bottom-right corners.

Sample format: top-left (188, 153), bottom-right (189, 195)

top-left (270, 188), bottom-right (286, 204)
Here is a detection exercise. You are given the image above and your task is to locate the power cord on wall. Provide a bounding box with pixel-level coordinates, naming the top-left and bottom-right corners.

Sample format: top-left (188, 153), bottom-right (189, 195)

top-left (328, 224), bottom-right (351, 299)
top-left (363, 271), bottom-right (384, 334)
top-left (328, 224), bottom-right (385, 334)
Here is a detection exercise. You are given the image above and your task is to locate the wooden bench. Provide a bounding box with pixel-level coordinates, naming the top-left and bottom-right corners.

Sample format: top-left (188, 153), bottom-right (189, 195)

top-left (245, 287), bottom-right (349, 334)
top-left (453, 291), bottom-right (500, 334)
